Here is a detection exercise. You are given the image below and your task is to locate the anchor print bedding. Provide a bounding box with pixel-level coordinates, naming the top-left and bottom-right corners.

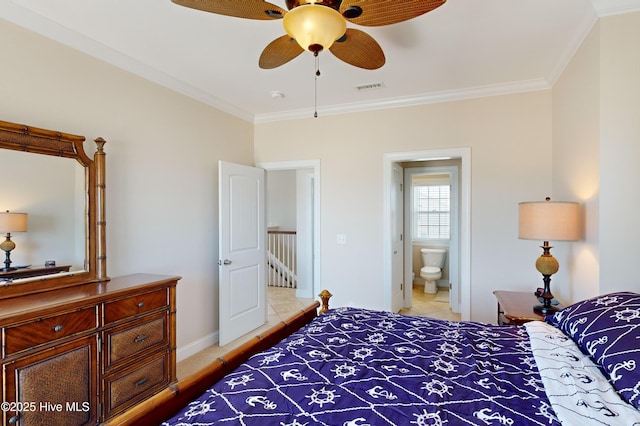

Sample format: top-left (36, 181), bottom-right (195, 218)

top-left (163, 292), bottom-right (640, 425)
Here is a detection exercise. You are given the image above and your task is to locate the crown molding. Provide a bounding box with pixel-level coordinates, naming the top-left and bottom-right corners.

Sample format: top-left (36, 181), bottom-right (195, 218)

top-left (254, 79), bottom-right (551, 124)
top-left (546, 5), bottom-right (599, 87)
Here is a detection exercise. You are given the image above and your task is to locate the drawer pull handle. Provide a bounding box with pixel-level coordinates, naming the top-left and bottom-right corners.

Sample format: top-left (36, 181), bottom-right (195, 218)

top-left (134, 335), bottom-right (148, 343)
top-left (135, 377), bottom-right (148, 387)
top-left (53, 324), bottom-right (64, 332)
top-left (137, 301), bottom-right (145, 308)
top-left (8, 415), bottom-right (19, 424)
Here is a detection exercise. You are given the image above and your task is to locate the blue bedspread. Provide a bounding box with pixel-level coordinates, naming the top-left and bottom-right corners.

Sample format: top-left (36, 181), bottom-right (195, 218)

top-left (164, 307), bottom-right (560, 425)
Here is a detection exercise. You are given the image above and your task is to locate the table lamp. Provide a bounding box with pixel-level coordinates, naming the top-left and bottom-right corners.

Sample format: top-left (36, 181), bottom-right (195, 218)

top-left (518, 197), bottom-right (579, 314)
top-left (0, 210), bottom-right (28, 272)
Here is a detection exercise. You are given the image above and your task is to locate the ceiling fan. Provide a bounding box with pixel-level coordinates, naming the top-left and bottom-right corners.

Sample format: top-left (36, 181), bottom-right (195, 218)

top-left (171, 0), bottom-right (447, 70)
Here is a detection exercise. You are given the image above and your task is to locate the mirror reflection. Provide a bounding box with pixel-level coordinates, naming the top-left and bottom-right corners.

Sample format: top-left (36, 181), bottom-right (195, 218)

top-left (1, 149), bottom-right (86, 282)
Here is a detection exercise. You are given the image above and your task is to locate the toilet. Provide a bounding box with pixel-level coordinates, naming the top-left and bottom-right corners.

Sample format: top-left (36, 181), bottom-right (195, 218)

top-left (420, 248), bottom-right (447, 294)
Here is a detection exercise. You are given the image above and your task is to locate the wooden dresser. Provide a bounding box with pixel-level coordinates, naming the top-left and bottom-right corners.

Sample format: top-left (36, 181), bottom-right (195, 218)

top-left (0, 273), bottom-right (179, 425)
top-left (0, 120), bottom-right (184, 425)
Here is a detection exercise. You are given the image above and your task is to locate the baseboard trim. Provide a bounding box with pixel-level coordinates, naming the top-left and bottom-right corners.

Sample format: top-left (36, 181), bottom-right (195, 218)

top-left (176, 331), bottom-right (218, 362)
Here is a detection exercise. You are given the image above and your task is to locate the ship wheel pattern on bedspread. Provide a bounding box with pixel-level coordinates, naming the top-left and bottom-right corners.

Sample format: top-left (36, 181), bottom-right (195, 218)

top-left (164, 308), bottom-right (562, 425)
top-left (163, 303), bottom-right (640, 425)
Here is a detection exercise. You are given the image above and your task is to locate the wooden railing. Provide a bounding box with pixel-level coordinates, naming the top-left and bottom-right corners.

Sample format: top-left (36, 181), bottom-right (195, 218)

top-left (267, 230), bottom-right (297, 288)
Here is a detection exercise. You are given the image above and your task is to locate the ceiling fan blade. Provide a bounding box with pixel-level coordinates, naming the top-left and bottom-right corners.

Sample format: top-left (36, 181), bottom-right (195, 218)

top-left (329, 28), bottom-right (385, 70)
top-left (259, 35), bottom-right (305, 69)
top-left (340, 0), bottom-right (446, 26)
top-left (171, 0), bottom-right (286, 20)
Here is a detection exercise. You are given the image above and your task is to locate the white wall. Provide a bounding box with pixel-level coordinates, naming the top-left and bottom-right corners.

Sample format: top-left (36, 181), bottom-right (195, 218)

top-left (255, 92), bottom-right (553, 323)
top-left (295, 168), bottom-right (315, 299)
top-left (0, 19), bottom-right (254, 357)
top-left (266, 170), bottom-right (296, 230)
top-left (553, 12), bottom-right (640, 302)
top-left (599, 12), bottom-right (640, 294)
top-left (552, 21), bottom-right (601, 303)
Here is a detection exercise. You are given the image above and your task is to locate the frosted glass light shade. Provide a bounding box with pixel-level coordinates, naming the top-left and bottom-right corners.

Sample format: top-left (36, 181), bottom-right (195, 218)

top-left (518, 200), bottom-right (579, 241)
top-left (0, 212), bottom-right (27, 233)
top-left (283, 3), bottom-right (346, 52)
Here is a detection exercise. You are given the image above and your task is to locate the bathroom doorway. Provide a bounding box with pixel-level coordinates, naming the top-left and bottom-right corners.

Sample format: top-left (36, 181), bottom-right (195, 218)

top-left (383, 148), bottom-right (470, 321)
top-left (404, 163), bottom-right (460, 314)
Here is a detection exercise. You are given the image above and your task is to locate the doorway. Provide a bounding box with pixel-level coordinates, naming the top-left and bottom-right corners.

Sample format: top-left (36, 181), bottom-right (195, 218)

top-left (258, 160), bottom-right (321, 300)
top-left (383, 148), bottom-right (471, 321)
top-left (404, 163), bottom-right (460, 314)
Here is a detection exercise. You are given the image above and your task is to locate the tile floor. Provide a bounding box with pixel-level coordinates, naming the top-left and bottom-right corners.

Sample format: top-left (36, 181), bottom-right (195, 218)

top-left (399, 285), bottom-right (462, 322)
top-left (176, 287), bottom-right (314, 379)
top-left (176, 285), bottom-right (460, 380)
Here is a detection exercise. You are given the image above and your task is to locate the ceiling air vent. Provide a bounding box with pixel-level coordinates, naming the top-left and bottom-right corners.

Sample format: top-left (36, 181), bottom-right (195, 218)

top-left (355, 82), bottom-right (385, 91)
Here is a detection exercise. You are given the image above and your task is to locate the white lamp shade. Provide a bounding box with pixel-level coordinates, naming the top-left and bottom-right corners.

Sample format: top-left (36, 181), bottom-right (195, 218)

top-left (0, 212), bottom-right (28, 233)
top-left (283, 3), bottom-right (346, 52)
top-left (518, 200), bottom-right (579, 241)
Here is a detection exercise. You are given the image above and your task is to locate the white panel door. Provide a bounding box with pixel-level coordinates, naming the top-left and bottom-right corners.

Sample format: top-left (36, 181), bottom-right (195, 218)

top-left (391, 163), bottom-right (404, 312)
top-left (218, 161), bottom-right (266, 346)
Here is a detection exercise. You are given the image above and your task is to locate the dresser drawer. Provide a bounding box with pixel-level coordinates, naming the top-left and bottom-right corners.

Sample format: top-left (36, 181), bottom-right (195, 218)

top-left (104, 288), bottom-right (168, 324)
top-left (3, 335), bottom-right (98, 426)
top-left (105, 313), bottom-right (168, 367)
top-left (3, 307), bottom-right (97, 356)
top-left (104, 351), bottom-right (169, 416)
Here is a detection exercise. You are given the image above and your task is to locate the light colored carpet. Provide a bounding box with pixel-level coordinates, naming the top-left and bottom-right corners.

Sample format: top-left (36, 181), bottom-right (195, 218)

top-left (434, 291), bottom-right (449, 303)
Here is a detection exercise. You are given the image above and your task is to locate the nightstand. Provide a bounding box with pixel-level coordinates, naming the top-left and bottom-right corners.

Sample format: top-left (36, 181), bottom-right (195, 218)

top-left (493, 290), bottom-right (562, 325)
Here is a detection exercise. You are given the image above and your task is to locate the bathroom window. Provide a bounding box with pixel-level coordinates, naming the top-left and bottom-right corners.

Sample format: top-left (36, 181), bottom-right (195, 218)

top-left (413, 184), bottom-right (450, 240)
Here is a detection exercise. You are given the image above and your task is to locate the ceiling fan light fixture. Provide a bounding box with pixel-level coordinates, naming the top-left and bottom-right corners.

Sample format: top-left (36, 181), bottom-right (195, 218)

top-left (283, 3), bottom-right (346, 54)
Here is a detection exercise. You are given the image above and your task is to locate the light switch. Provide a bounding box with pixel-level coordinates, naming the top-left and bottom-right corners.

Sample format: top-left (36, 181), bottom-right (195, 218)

top-left (336, 234), bottom-right (347, 245)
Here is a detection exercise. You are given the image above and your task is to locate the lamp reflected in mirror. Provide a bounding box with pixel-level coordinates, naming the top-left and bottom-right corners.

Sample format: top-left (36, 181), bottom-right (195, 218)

top-left (0, 210), bottom-right (28, 272)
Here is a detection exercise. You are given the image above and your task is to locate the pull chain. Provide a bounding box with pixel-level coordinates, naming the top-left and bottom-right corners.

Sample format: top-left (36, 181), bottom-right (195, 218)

top-left (314, 54), bottom-right (320, 118)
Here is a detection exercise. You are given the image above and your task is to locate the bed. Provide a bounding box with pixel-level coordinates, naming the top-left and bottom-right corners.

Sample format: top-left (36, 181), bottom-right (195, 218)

top-left (111, 291), bottom-right (640, 425)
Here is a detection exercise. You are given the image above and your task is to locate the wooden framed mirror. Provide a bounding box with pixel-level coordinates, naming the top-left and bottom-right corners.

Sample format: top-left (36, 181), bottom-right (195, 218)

top-left (0, 120), bottom-right (107, 298)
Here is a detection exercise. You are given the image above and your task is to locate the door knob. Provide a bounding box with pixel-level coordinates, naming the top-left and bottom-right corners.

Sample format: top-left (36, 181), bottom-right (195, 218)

top-left (218, 259), bottom-right (232, 265)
